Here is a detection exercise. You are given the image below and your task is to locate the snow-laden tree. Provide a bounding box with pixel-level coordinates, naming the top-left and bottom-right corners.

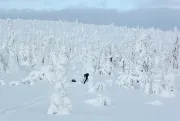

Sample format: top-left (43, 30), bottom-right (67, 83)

top-left (160, 72), bottom-right (176, 96)
top-left (95, 51), bottom-right (113, 76)
top-left (0, 19), bottom-right (180, 97)
top-left (7, 50), bottom-right (19, 73)
top-left (0, 59), bottom-right (3, 73)
top-left (82, 52), bottom-right (95, 75)
top-left (172, 35), bottom-right (180, 73)
top-left (116, 72), bottom-right (139, 89)
top-left (134, 33), bottom-right (155, 94)
top-left (48, 82), bottom-right (72, 115)
top-left (96, 94), bottom-right (111, 106)
top-left (118, 56), bottom-right (127, 74)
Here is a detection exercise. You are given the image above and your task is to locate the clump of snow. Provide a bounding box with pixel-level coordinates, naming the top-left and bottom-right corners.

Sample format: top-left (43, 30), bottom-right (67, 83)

top-left (160, 90), bottom-right (175, 98)
top-left (116, 74), bottom-right (136, 89)
top-left (89, 80), bottom-right (112, 93)
top-left (145, 100), bottom-right (163, 106)
top-left (96, 69), bottom-right (107, 75)
top-left (21, 65), bottom-right (65, 85)
top-left (0, 80), bottom-right (6, 86)
top-left (9, 81), bottom-right (20, 86)
top-left (21, 71), bottom-right (42, 85)
top-left (39, 66), bottom-right (56, 83)
top-left (151, 81), bottom-right (161, 95)
top-left (85, 94), bottom-right (112, 107)
top-left (54, 82), bottom-right (66, 92)
top-left (47, 90), bottom-right (72, 115)
top-left (47, 82), bottom-right (72, 115)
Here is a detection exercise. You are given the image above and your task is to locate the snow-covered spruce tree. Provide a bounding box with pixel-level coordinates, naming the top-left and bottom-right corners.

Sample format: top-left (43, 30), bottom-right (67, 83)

top-left (5, 19), bottom-right (20, 72)
top-left (104, 42), bottom-right (114, 75)
top-left (0, 51), bottom-right (5, 73)
top-left (97, 52), bottom-right (106, 75)
top-left (159, 71), bottom-right (176, 97)
top-left (116, 50), bottom-right (139, 89)
top-left (172, 34), bottom-right (180, 74)
top-left (104, 59), bottom-right (113, 75)
top-left (0, 61), bottom-right (3, 73)
top-left (91, 49), bottom-right (101, 73)
top-left (116, 36), bottom-right (138, 89)
top-left (150, 69), bottom-right (176, 98)
top-left (97, 51), bottom-right (113, 76)
top-left (134, 33), bottom-right (155, 94)
top-left (48, 81), bottom-right (72, 115)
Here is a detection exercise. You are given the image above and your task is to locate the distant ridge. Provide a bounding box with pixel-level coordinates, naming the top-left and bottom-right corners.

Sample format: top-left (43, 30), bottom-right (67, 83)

top-left (0, 8), bottom-right (179, 30)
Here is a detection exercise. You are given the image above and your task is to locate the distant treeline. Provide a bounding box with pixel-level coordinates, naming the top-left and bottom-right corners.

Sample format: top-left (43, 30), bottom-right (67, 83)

top-left (0, 8), bottom-right (179, 30)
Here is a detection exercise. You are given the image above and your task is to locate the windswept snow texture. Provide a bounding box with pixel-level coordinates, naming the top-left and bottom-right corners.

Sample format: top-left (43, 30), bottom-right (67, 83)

top-left (0, 19), bottom-right (180, 121)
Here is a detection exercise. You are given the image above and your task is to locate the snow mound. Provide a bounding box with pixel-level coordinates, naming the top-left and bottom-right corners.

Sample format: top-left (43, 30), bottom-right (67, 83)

top-left (116, 74), bottom-right (137, 89)
top-left (47, 91), bottom-right (72, 115)
top-left (0, 80), bottom-right (6, 86)
top-left (40, 66), bottom-right (64, 83)
top-left (160, 90), bottom-right (175, 98)
top-left (21, 71), bottom-right (42, 85)
top-left (96, 69), bottom-right (107, 75)
top-left (9, 81), bottom-right (20, 86)
top-left (48, 81), bottom-right (72, 115)
top-left (89, 80), bottom-right (112, 93)
top-left (54, 82), bottom-right (66, 92)
top-left (145, 100), bottom-right (163, 106)
top-left (21, 65), bottom-right (66, 85)
top-left (84, 94), bottom-right (111, 107)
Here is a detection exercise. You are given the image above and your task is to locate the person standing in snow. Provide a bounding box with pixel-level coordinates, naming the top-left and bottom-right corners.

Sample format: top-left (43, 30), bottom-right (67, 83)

top-left (83, 73), bottom-right (89, 84)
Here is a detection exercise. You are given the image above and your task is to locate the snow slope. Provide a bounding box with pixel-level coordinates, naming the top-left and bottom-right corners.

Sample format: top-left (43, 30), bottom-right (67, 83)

top-left (0, 19), bottom-right (180, 121)
top-left (0, 67), bottom-right (180, 121)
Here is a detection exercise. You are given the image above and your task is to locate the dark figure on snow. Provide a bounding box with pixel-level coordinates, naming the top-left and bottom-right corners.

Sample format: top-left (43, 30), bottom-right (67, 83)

top-left (83, 73), bottom-right (89, 84)
top-left (71, 79), bottom-right (76, 82)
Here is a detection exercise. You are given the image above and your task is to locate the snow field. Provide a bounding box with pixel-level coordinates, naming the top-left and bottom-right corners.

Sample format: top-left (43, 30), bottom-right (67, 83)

top-left (0, 19), bottom-right (180, 121)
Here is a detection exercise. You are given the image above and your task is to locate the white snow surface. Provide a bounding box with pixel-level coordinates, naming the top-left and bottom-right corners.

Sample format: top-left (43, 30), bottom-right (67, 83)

top-left (0, 80), bottom-right (5, 86)
top-left (0, 67), bottom-right (180, 121)
top-left (0, 19), bottom-right (180, 121)
top-left (145, 100), bottom-right (163, 106)
top-left (9, 81), bottom-right (21, 86)
top-left (85, 94), bottom-right (112, 107)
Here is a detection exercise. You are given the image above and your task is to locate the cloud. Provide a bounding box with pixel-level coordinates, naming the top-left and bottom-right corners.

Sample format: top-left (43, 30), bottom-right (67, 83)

top-left (139, 0), bottom-right (180, 8)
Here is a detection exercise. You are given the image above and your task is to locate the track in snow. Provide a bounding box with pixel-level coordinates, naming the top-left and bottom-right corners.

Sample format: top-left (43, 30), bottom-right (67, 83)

top-left (0, 96), bottom-right (45, 116)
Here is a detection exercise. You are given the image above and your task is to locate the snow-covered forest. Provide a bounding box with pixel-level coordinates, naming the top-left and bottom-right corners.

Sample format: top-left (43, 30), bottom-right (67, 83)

top-left (0, 19), bottom-right (180, 120)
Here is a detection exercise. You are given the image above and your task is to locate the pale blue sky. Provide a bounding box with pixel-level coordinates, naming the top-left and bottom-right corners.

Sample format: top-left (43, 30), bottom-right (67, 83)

top-left (0, 0), bottom-right (180, 11)
top-left (0, 0), bottom-right (138, 11)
